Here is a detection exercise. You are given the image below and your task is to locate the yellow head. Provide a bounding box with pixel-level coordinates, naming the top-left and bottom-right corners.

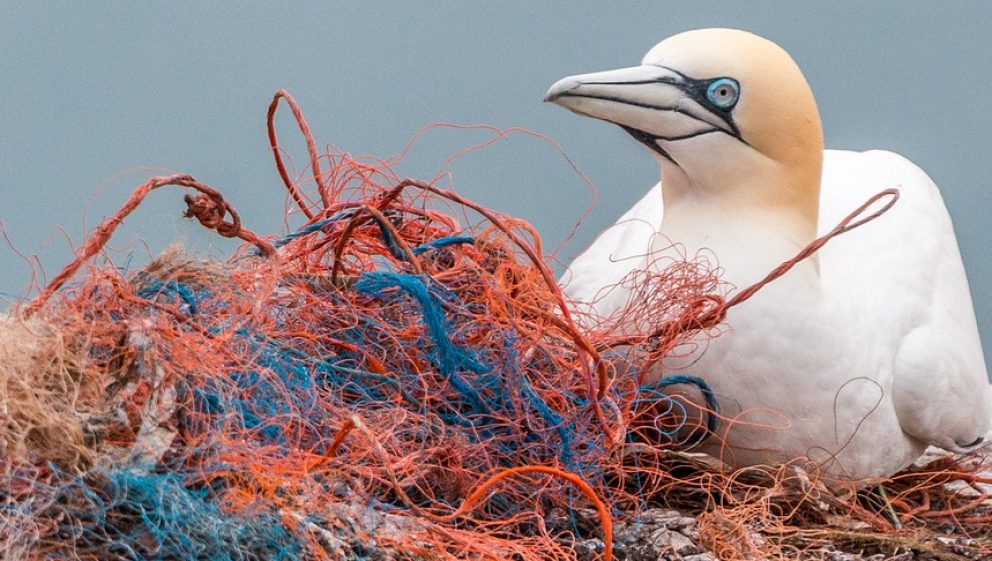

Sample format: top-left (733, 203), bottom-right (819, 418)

top-left (547, 28), bottom-right (823, 233)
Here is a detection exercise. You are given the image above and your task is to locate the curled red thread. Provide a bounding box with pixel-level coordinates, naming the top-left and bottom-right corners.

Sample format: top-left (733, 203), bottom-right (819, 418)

top-left (387, 178), bottom-right (620, 444)
top-left (445, 465), bottom-right (614, 561)
top-left (330, 203), bottom-right (425, 285)
top-left (24, 174), bottom-right (275, 315)
top-left (267, 89), bottom-right (327, 217)
top-left (15, 88), bottom-right (986, 561)
top-left (354, 415), bottom-right (613, 561)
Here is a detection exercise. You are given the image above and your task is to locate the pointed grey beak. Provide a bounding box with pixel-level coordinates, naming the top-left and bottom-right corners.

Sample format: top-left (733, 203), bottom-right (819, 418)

top-left (544, 76), bottom-right (582, 103)
top-left (544, 65), bottom-right (684, 107)
top-left (544, 65), bottom-right (737, 146)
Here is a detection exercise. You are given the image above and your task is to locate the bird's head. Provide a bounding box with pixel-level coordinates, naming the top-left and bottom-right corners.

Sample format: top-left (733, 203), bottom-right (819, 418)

top-left (546, 28), bottom-right (823, 223)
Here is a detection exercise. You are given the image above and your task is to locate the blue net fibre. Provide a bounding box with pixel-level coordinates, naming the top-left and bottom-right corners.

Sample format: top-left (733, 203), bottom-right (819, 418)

top-left (4, 176), bottom-right (708, 561)
top-left (5, 468), bottom-right (302, 561)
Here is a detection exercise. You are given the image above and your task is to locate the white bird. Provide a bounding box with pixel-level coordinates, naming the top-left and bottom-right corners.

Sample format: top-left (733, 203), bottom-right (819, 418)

top-left (546, 28), bottom-right (991, 480)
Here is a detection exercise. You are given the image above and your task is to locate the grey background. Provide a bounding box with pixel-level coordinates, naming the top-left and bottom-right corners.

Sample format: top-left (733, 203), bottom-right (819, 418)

top-left (2, 3), bottom-right (991, 370)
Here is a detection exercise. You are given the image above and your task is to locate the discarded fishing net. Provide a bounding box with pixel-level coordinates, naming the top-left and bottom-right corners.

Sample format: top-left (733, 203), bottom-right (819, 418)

top-left (1, 91), bottom-right (989, 561)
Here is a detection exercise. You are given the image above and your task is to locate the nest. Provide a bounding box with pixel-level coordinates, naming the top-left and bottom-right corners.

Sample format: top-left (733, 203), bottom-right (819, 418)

top-left (1, 90), bottom-right (989, 561)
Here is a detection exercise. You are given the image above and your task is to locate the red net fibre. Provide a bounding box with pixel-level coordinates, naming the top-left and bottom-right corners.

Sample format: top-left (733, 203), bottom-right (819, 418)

top-left (1, 90), bottom-right (989, 561)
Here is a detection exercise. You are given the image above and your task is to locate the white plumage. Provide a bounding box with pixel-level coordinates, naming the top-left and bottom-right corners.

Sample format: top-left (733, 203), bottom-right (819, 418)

top-left (548, 29), bottom-right (991, 479)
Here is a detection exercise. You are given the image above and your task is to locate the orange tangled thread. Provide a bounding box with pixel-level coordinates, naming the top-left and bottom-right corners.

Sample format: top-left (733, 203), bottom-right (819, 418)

top-left (2, 89), bottom-right (988, 561)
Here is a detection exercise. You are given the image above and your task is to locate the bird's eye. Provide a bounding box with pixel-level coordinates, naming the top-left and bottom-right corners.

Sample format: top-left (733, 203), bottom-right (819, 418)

top-left (706, 78), bottom-right (740, 110)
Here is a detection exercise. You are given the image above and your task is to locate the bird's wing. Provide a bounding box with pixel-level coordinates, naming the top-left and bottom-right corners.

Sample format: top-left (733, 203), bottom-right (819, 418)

top-left (818, 149), bottom-right (991, 450)
top-left (559, 182), bottom-right (662, 318)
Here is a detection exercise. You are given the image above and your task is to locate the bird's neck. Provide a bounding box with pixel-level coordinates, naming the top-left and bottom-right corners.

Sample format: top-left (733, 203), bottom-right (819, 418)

top-left (655, 163), bottom-right (822, 290)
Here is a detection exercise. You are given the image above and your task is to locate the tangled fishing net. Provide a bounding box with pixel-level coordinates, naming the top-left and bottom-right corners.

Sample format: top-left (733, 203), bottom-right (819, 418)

top-left (2, 91), bottom-right (990, 561)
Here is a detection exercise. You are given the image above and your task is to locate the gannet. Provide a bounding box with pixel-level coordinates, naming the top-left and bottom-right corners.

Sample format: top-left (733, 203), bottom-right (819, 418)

top-left (546, 28), bottom-right (992, 479)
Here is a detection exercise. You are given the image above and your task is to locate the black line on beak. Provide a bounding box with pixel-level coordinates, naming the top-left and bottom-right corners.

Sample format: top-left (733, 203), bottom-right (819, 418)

top-left (554, 65), bottom-right (753, 168)
top-left (621, 125), bottom-right (682, 168)
top-left (556, 87), bottom-right (744, 146)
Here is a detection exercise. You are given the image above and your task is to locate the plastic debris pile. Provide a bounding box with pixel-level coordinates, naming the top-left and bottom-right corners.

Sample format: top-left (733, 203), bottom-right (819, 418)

top-left (1, 91), bottom-right (989, 561)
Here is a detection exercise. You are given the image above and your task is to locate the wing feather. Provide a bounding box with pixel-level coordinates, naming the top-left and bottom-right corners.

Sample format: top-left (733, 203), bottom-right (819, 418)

top-left (819, 150), bottom-right (990, 448)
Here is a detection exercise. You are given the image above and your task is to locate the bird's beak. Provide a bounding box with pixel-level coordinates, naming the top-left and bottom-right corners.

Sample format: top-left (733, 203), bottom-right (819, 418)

top-left (545, 65), bottom-right (735, 144)
top-left (544, 65), bottom-right (682, 104)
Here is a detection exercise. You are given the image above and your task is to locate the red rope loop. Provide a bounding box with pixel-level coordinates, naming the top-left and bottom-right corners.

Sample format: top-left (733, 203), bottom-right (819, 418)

top-left (725, 188), bottom-right (899, 309)
top-left (267, 89), bottom-right (326, 219)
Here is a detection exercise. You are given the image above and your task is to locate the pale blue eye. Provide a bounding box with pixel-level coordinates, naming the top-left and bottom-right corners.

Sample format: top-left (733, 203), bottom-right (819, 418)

top-left (706, 78), bottom-right (740, 110)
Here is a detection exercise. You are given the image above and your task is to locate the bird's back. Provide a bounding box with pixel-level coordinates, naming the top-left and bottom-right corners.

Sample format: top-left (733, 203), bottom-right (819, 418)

top-left (560, 149), bottom-right (991, 477)
top-left (818, 150), bottom-right (991, 453)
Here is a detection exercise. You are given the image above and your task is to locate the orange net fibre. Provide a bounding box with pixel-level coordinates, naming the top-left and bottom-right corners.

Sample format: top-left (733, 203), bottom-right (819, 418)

top-left (1, 89), bottom-right (988, 561)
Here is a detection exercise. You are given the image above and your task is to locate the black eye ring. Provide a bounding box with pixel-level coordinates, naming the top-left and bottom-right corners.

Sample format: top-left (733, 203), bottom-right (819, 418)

top-left (706, 77), bottom-right (740, 110)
